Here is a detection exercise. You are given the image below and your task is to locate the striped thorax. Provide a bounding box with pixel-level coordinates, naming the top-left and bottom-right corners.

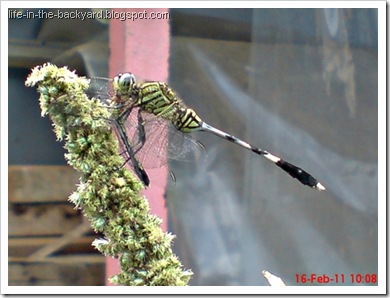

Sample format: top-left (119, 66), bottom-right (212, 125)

top-left (114, 73), bottom-right (203, 133)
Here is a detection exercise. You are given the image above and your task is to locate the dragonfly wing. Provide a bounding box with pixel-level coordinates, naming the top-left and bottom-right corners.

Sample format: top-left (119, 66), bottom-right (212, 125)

top-left (85, 77), bottom-right (114, 104)
top-left (122, 110), bottom-right (206, 169)
top-left (166, 123), bottom-right (206, 162)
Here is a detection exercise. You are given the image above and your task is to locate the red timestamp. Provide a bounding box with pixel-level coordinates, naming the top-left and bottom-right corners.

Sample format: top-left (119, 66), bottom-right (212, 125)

top-left (295, 273), bottom-right (377, 285)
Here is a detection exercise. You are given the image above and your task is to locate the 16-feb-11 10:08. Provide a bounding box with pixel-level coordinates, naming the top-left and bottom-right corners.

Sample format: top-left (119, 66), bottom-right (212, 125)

top-left (295, 273), bottom-right (377, 285)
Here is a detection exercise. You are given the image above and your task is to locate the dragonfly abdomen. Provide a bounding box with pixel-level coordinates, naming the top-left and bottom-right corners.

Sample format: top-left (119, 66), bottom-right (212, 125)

top-left (200, 122), bottom-right (325, 191)
top-left (172, 108), bottom-right (203, 133)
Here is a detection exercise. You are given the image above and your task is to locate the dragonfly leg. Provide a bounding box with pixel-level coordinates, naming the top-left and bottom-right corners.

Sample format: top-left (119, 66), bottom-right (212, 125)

top-left (132, 109), bottom-right (148, 154)
top-left (114, 102), bottom-right (147, 154)
top-left (112, 119), bottom-right (150, 187)
top-left (116, 101), bottom-right (135, 124)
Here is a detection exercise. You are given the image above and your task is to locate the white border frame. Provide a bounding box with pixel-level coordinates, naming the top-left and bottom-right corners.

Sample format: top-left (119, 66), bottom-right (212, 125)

top-left (2, 1), bottom-right (386, 295)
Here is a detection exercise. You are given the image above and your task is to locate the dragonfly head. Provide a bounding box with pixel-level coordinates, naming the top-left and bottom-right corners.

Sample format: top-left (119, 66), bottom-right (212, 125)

top-left (114, 73), bottom-right (136, 96)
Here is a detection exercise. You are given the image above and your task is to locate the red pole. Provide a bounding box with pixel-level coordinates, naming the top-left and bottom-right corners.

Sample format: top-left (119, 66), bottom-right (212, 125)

top-left (106, 8), bottom-right (170, 285)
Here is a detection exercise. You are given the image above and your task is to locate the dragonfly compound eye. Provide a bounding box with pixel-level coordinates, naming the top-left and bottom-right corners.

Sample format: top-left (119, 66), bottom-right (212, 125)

top-left (114, 73), bottom-right (136, 94)
top-left (120, 73), bottom-right (135, 87)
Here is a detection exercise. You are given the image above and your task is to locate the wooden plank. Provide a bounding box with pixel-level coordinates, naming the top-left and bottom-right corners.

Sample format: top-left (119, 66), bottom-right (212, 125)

top-left (9, 204), bottom-right (85, 237)
top-left (28, 220), bottom-right (91, 260)
top-left (9, 235), bottom-right (98, 257)
top-left (9, 261), bottom-right (104, 286)
top-left (9, 255), bottom-right (105, 264)
top-left (9, 166), bottom-right (80, 203)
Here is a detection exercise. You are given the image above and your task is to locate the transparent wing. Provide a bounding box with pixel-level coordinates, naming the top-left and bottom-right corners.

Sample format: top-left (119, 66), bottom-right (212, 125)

top-left (122, 108), bottom-right (206, 169)
top-left (85, 77), bottom-right (114, 104)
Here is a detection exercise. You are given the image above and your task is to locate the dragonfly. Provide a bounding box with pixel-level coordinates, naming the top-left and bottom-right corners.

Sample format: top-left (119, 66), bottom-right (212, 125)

top-left (86, 73), bottom-right (325, 191)
top-left (86, 75), bottom-right (206, 187)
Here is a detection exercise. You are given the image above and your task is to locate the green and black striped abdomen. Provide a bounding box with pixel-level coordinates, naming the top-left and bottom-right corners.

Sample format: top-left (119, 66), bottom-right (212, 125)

top-left (171, 107), bottom-right (203, 133)
top-left (135, 82), bottom-right (203, 133)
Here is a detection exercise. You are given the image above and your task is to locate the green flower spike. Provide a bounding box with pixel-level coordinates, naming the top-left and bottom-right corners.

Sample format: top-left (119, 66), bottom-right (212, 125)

top-left (25, 63), bottom-right (192, 286)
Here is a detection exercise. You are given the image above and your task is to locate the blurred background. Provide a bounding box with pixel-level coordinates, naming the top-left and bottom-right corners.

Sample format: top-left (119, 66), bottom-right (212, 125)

top-left (8, 8), bottom-right (378, 286)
